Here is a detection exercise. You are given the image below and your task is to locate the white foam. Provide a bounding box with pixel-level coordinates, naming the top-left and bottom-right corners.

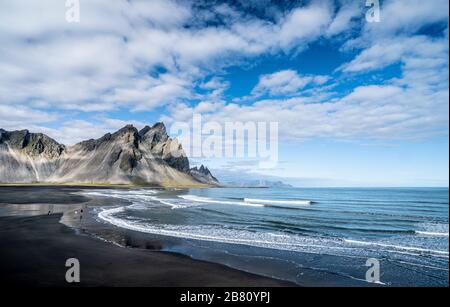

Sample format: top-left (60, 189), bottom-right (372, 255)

top-left (415, 223), bottom-right (449, 237)
top-left (98, 206), bottom-right (449, 262)
top-left (82, 189), bottom-right (196, 209)
top-left (87, 189), bottom-right (449, 273)
top-left (81, 189), bottom-right (158, 200)
top-left (344, 239), bottom-right (449, 257)
top-left (179, 195), bottom-right (264, 207)
top-left (152, 197), bottom-right (187, 209)
top-left (415, 231), bottom-right (449, 237)
top-left (98, 206), bottom-right (125, 219)
top-left (244, 198), bottom-right (312, 206)
top-left (98, 206), bottom-right (350, 253)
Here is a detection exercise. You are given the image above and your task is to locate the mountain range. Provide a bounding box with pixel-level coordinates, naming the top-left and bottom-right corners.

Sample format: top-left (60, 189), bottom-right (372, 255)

top-left (0, 123), bottom-right (218, 187)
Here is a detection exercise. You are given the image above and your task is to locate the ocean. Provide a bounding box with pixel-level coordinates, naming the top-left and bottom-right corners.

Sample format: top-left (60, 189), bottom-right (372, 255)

top-left (84, 187), bottom-right (449, 286)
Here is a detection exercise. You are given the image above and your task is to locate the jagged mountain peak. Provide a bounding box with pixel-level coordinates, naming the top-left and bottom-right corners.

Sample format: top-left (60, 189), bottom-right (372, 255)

top-left (191, 164), bottom-right (210, 173)
top-left (0, 128), bottom-right (65, 159)
top-left (112, 125), bottom-right (140, 142)
top-left (139, 125), bottom-right (151, 136)
top-left (152, 122), bottom-right (166, 131)
top-left (112, 125), bottom-right (140, 148)
top-left (139, 122), bottom-right (166, 135)
top-left (139, 122), bottom-right (169, 149)
top-left (190, 164), bottom-right (218, 184)
top-left (0, 124), bottom-right (219, 187)
top-left (77, 125), bottom-right (141, 152)
top-left (76, 133), bottom-right (111, 151)
top-left (115, 124), bottom-right (138, 134)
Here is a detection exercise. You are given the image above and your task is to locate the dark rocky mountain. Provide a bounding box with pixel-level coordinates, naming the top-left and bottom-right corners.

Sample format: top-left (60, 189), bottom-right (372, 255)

top-left (0, 129), bottom-right (65, 159)
top-left (0, 123), bottom-right (219, 187)
top-left (189, 165), bottom-right (218, 184)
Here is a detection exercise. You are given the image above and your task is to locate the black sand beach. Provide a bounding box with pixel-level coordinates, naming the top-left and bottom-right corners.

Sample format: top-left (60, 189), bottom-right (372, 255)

top-left (2, 186), bottom-right (447, 287)
top-left (0, 187), bottom-right (293, 287)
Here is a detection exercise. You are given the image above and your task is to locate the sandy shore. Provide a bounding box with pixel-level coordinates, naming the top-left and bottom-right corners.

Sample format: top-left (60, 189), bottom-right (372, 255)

top-left (0, 212), bottom-right (293, 287)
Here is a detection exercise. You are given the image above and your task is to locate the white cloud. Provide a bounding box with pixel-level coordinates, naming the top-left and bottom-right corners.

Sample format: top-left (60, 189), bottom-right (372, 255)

top-left (0, 0), bottom-right (447, 147)
top-left (0, 104), bottom-right (59, 128)
top-left (326, 1), bottom-right (362, 37)
top-left (340, 36), bottom-right (448, 73)
top-left (340, 0), bottom-right (448, 73)
top-left (126, 0), bottom-right (192, 28)
top-left (316, 0), bottom-right (449, 142)
top-left (0, 0), bottom-right (342, 116)
top-left (364, 0), bottom-right (449, 38)
top-left (278, 1), bottom-right (334, 49)
top-left (251, 70), bottom-right (330, 96)
top-left (164, 68), bottom-right (448, 141)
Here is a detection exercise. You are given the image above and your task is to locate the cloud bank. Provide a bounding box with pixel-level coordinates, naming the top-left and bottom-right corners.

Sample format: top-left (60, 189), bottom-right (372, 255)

top-left (0, 0), bottom-right (448, 146)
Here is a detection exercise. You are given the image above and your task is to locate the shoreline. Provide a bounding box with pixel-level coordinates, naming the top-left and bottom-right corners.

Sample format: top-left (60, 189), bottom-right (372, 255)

top-left (0, 186), bottom-right (295, 287)
top-left (0, 213), bottom-right (294, 287)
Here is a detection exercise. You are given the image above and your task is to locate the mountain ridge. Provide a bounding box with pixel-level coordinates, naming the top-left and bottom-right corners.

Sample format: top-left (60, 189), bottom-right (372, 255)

top-left (0, 123), bottom-right (219, 187)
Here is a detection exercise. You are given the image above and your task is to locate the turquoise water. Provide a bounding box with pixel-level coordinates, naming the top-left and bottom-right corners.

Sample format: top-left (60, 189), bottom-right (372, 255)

top-left (89, 187), bottom-right (449, 286)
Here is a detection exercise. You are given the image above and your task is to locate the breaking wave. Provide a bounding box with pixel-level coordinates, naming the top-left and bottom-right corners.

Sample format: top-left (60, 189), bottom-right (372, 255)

top-left (179, 195), bottom-right (264, 207)
top-left (415, 223), bottom-right (449, 237)
top-left (83, 187), bottom-right (449, 284)
top-left (415, 231), bottom-right (449, 237)
top-left (244, 198), bottom-right (313, 206)
top-left (98, 205), bottom-right (449, 260)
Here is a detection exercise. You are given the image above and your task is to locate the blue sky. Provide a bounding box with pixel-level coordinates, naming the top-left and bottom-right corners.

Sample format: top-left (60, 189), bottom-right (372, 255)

top-left (0, 0), bottom-right (448, 186)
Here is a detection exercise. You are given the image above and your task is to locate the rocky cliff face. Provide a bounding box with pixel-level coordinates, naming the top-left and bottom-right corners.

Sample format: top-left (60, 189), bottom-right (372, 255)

top-left (0, 123), bottom-right (219, 186)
